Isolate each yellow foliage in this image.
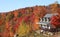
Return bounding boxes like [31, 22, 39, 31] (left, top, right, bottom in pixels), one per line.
[17, 22, 30, 36]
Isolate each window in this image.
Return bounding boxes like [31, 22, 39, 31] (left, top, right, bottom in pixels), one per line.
[48, 18, 50, 21]
[45, 17, 47, 21]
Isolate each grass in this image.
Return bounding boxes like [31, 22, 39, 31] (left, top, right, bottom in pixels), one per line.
[17, 31, 47, 37]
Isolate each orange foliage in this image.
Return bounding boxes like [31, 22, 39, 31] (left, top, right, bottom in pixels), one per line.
[32, 15, 39, 31]
[13, 11, 18, 17]
[0, 3, 60, 37]
[0, 20, 2, 25]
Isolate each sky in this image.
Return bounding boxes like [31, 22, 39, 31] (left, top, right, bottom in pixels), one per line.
[0, 0, 60, 12]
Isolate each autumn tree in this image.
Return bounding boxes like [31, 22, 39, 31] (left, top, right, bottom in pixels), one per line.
[50, 15, 60, 28]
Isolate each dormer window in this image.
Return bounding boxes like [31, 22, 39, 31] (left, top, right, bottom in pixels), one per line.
[42, 18, 44, 22]
[48, 17, 50, 21]
[45, 17, 47, 22]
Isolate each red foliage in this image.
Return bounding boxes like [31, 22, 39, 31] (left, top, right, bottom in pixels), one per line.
[18, 17, 23, 23]
[0, 20, 2, 25]
[50, 15, 60, 28]
[13, 17, 23, 32]
[29, 13, 35, 21]
[23, 16, 30, 23]
[13, 24, 18, 32]
[20, 9, 25, 14]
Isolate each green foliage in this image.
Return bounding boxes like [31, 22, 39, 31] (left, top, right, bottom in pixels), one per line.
[18, 12, 22, 18]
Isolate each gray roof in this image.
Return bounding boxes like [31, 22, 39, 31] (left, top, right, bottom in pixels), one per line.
[44, 13, 58, 17]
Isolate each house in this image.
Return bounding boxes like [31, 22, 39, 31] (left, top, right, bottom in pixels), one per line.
[36, 13, 58, 30]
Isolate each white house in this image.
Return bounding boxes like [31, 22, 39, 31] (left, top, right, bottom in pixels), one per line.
[36, 13, 58, 30]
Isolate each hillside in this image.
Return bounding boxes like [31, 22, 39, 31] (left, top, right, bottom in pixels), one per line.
[0, 3, 60, 37]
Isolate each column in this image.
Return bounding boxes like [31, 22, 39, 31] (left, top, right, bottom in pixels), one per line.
[40, 18, 42, 22]
[47, 17, 49, 22]
[43, 18, 45, 22]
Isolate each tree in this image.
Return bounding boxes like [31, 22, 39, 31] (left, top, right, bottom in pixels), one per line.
[50, 15, 60, 28]
[17, 12, 22, 18]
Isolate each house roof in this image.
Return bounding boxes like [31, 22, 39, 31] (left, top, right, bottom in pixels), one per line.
[44, 13, 58, 18]
[36, 13, 58, 25]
